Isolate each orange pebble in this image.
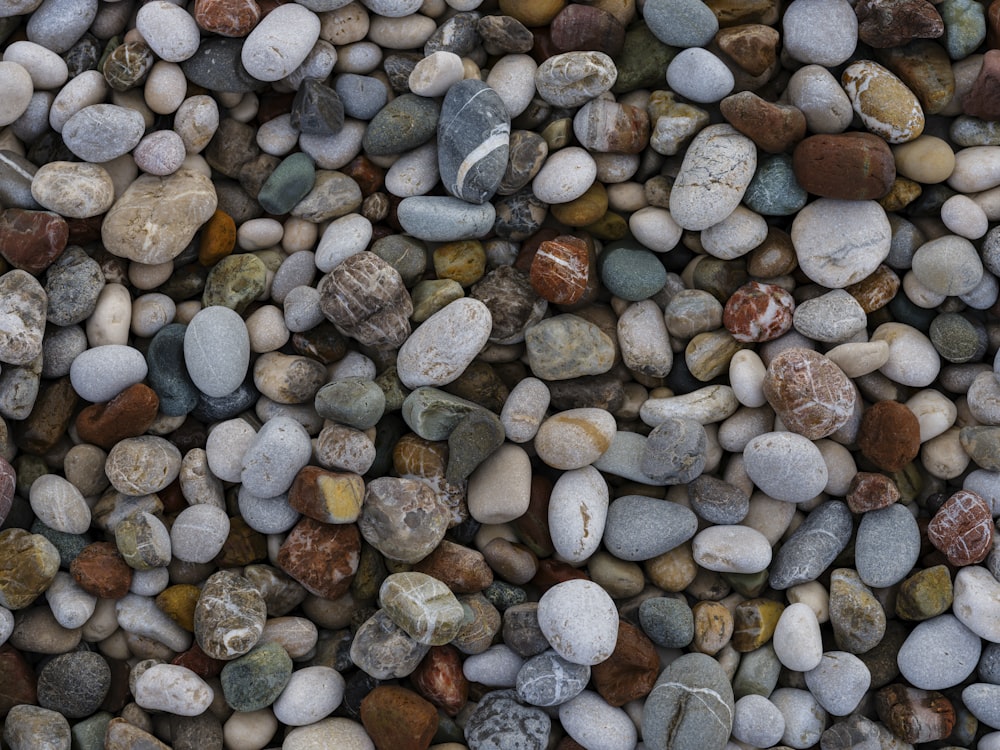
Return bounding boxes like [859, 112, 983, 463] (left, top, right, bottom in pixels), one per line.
[198, 209, 236, 266]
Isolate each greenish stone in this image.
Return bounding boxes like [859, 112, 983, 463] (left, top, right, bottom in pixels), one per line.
[722, 570, 769, 598]
[156, 264, 207, 302]
[940, 0, 986, 60]
[482, 581, 526, 612]
[433, 712, 465, 744]
[411, 279, 465, 322]
[71, 711, 114, 750]
[379, 572, 465, 646]
[524, 315, 616, 381]
[351, 541, 389, 603]
[202, 253, 267, 314]
[612, 23, 678, 94]
[371, 234, 427, 287]
[374, 367, 410, 414]
[889, 463, 924, 505]
[257, 152, 316, 215]
[742, 154, 807, 216]
[362, 94, 440, 156]
[598, 242, 668, 301]
[29, 520, 89, 568]
[14, 454, 47, 497]
[690, 257, 749, 303]
[731, 642, 781, 700]
[896, 564, 953, 621]
[401, 387, 485, 441]
[220, 641, 293, 712]
[446, 409, 505, 484]
[639, 597, 694, 649]
[0, 528, 60, 610]
[856, 619, 906, 689]
[314, 377, 386, 430]
[929, 313, 986, 364]
[960, 426, 1000, 471]
[829, 568, 886, 654]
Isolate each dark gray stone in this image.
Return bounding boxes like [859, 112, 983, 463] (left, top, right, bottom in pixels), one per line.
[769, 501, 853, 590]
[687, 475, 749, 524]
[291, 78, 344, 137]
[639, 596, 694, 648]
[362, 94, 439, 155]
[181, 38, 261, 93]
[465, 689, 551, 750]
[0, 150, 39, 210]
[44, 246, 103, 326]
[855, 503, 921, 588]
[516, 650, 590, 707]
[640, 416, 707, 484]
[425, 12, 481, 56]
[257, 152, 315, 216]
[191, 377, 260, 422]
[438, 79, 510, 205]
[37, 651, 111, 718]
[147, 324, 199, 417]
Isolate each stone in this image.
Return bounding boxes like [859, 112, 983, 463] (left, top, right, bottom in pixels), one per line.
[529, 235, 592, 306]
[856, 503, 921, 589]
[194, 571, 267, 661]
[792, 132, 895, 201]
[770, 503, 853, 590]
[559, 691, 637, 750]
[743, 431, 829, 503]
[241, 3, 319, 82]
[897, 614, 980, 690]
[830, 568, 887, 654]
[524, 315, 615, 381]
[762, 348, 856, 440]
[219, 641, 292, 712]
[364, 94, 440, 156]
[537, 580, 618, 666]
[193, 0, 261, 37]
[643, 0, 718, 47]
[590, 620, 659, 707]
[875, 683, 956, 743]
[37, 651, 110, 718]
[361, 686, 438, 750]
[350, 609, 430, 680]
[928, 489, 994, 566]
[602, 494, 698, 561]
[62, 104, 145, 162]
[792, 198, 892, 288]
[359, 477, 449, 564]
[75, 383, 159, 451]
[276, 518, 360, 600]
[318, 252, 412, 349]
[464, 689, 550, 750]
[102, 169, 218, 265]
[438, 79, 510, 205]
[379, 572, 464, 647]
[114, 511, 171, 570]
[856, 0, 944, 48]
[912, 234, 984, 296]
[0, 528, 59, 609]
[0, 270, 46, 367]
[3, 705, 70, 750]
[721, 92, 806, 154]
[640, 417, 707, 484]
[516, 649, 590, 706]
[642, 653, 734, 750]
[598, 242, 668, 301]
[722, 281, 794, 344]
[783, 0, 858, 66]
[534, 51, 617, 108]
[134, 664, 214, 717]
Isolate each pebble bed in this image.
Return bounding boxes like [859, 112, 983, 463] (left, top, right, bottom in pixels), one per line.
[7, 0, 1000, 748]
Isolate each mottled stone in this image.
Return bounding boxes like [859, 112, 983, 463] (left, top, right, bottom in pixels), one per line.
[37, 651, 110, 718]
[276, 518, 360, 600]
[0, 270, 46, 366]
[830, 568, 887, 654]
[723, 281, 794, 343]
[642, 653, 734, 750]
[193, 570, 267, 661]
[858, 400, 921, 472]
[0, 209, 67, 275]
[379, 572, 464, 646]
[856, 0, 944, 47]
[875, 683, 956, 743]
[464, 689, 551, 750]
[358, 477, 449, 564]
[0, 528, 59, 610]
[219, 641, 292, 712]
[928, 489, 993, 566]
[318, 252, 412, 349]
[762, 348, 856, 440]
[361, 685, 438, 750]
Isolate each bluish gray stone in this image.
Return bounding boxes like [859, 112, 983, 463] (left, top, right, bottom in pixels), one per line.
[643, 652, 734, 750]
[598, 242, 668, 301]
[335, 74, 389, 120]
[44, 247, 103, 326]
[362, 93, 440, 155]
[769, 501, 853, 590]
[0, 150, 40, 210]
[37, 651, 110, 718]
[147, 324, 199, 417]
[639, 596, 694, 648]
[257, 152, 315, 215]
[240, 416, 312, 497]
[184, 305, 250, 398]
[291, 78, 344, 136]
[192, 376, 258, 422]
[640, 416, 707, 484]
[465, 689, 551, 750]
[803, 652, 871, 717]
[979, 642, 1000, 684]
[69, 344, 148, 403]
[62, 104, 145, 163]
[742, 153, 808, 216]
[642, 0, 719, 48]
[897, 614, 981, 690]
[314, 377, 386, 430]
[855, 503, 920, 588]
[687, 475, 749, 524]
[438, 78, 510, 205]
[962, 682, 1000, 729]
[238, 487, 300, 535]
[397, 196, 496, 242]
[602, 494, 699, 561]
[26, 0, 97, 53]
[516, 650, 590, 707]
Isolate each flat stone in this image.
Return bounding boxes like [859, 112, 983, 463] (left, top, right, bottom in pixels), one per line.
[770, 502, 853, 590]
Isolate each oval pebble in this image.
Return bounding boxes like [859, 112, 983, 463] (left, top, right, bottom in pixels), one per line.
[743, 431, 828, 503]
[537, 580, 618, 666]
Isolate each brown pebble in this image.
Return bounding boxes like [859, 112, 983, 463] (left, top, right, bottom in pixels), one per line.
[722, 281, 795, 343]
[720, 92, 806, 154]
[716, 24, 779, 77]
[875, 40, 955, 116]
[762, 348, 856, 440]
[74, 383, 160, 450]
[747, 227, 797, 277]
[855, 0, 944, 48]
[412, 540, 494, 594]
[590, 621, 659, 707]
[531, 558, 589, 592]
[964, 49, 1000, 121]
[193, 0, 261, 37]
[0, 209, 68, 275]
[792, 132, 896, 200]
[876, 683, 956, 744]
[691, 600, 734, 655]
[530, 235, 594, 306]
[705, 0, 779, 26]
[846, 472, 901, 513]
[550, 4, 625, 56]
[287, 466, 365, 525]
[481, 538, 538, 586]
[410, 645, 469, 717]
[511, 475, 556, 558]
[14, 377, 78, 456]
[0, 644, 37, 717]
[171, 644, 225, 679]
[215, 516, 268, 567]
[858, 400, 921, 473]
[361, 685, 439, 750]
[732, 598, 784, 652]
[70, 542, 133, 599]
[276, 518, 360, 600]
[927, 489, 993, 567]
[845, 264, 901, 313]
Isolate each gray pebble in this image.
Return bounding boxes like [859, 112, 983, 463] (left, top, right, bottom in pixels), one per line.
[41, 324, 87, 379]
[240, 416, 312, 498]
[769, 501, 853, 590]
[335, 74, 389, 120]
[68, 344, 148, 403]
[639, 596, 693, 649]
[897, 614, 981, 690]
[792, 289, 868, 343]
[854, 503, 920, 588]
[515, 650, 590, 707]
[640, 416, 707, 484]
[603, 494, 698, 561]
[803, 651, 870, 716]
[465, 689, 551, 750]
[61, 104, 145, 163]
[963, 683, 1000, 729]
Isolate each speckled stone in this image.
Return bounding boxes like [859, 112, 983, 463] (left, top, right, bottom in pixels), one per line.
[770, 502, 853, 590]
[193, 570, 267, 661]
[219, 641, 293, 712]
[276, 517, 360, 600]
[37, 651, 110, 718]
[358, 477, 450, 564]
[598, 242, 667, 301]
[762, 348, 856, 440]
[465, 689, 551, 750]
[855, 503, 921, 588]
[830, 568, 887, 654]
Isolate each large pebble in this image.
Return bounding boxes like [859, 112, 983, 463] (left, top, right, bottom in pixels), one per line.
[61, 104, 145, 163]
[537, 580, 618, 666]
[559, 691, 636, 750]
[184, 306, 250, 398]
[134, 664, 214, 717]
[69, 344, 147, 403]
[783, 0, 857, 66]
[135, 1, 200, 62]
[642, 653, 734, 750]
[769, 502, 853, 590]
[692, 525, 772, 574]
[30, 161, 114, 218]
[855, 503, 920, 588]
[548, 466, 609, 564]
[0, 270, 46, 366]
[602, 494, 698, 561]
[534, 407, 616, 470]
[242, 4, 320, 82]
[791, 199, 891, 287]
[396, 298, 492, 389]
[953, 565, 1000, 642]
[438, 79, 510, 205]
[241, 416, 312, 498]
[773, 602, 823, 672]
[897, 614, 981, 690]
[743, 431, 828, 503]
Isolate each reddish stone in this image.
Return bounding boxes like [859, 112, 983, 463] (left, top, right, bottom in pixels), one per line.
[74, 383, 160, 449]
[530, 558, 590, 592]
[876, 684, 955, 744]
[193, 0, 261, 36]
[342, 155, 385, 196]
[172, 643, 225, 679]
[158, 478, 187, 514]
[65, 215, 104, 245]
[393, 434, 449, 478]
[360, 685, 438, 750]
[762, 348, 857, 440]
[964, 49, 1000, 121]
[927, 489, 993, 567]
[858, 401, 921, 473]
[0, 644, 37, 717]
[511, 474, 555, 558]
[792, 132, 896, 200]
[845, 264, 901, 313]
[70, 541, 133, 599]
[550, 4, 625, 56]
[716, 24, 780, 77]
[0, 457, 13, 527]
[0, 208, 68, 275]
[720, 92, 806, 154]
[514, 228, 561, 274]
[846, 472, 901, 514]
[591, 621, 660, 706]
[530, 235, 593, 306]
[288, 465, 365, 525]
[705, 0, 779, 27]
[412, 540, 494, 594]
[722, 281, 795, 343]
[276, 518, 360, 599]
[410, 645, 469, 716]
[856, 0, 944, 48]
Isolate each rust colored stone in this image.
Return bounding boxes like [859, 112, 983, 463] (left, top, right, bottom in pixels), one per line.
[858, 401, 921, 473]
[705, 0, 778, 26]
[360, 685, 439, 750]
[410, 645, 469, 716]
[515, 227, 561, 274]
[792, 132, 896, 200]
[927, 489, 993, 567]
[964, 49, 1000, 121]
[550, 3, 625, 56]
[530, 235, 593, 306]
[74, 383, 160, 450]
[412, 540, 494, 594]
[762, 348, 857, 440]
[573, 99, 649, 154]
[70, 541, 133, 599]
[855, 0, 944, 48]
[276, 518, 360, 600]
[393, 434, 449, 478]
[511, 474, 555, 558]
[846, 472, 901, 513]
[14, 376, 78, 455]
[991, 0, 1000, 49]
[341, 155, 385, 196]
[876, 684, 955, 744]
[746, 226, 797, 278]
[0, 208, 68, 275]
[720, 92, 806, 154]
[845, 264, 900, 313]
[171, 643, 225, 679]
[193, 0, 261, 36]
[716, 24, 779, 78]
[722, 281, 795, 343]
[288, 465, 365, 525]
[591, 621, 659, 706]
[0, 644, 37, 718]
[530, 558, 589, 592]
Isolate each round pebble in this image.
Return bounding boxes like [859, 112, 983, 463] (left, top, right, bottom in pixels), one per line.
[537, 580, 618, 666]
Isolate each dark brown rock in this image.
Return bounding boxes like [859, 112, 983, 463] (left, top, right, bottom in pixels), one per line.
[0, 209, 68, 275]
[412, 540, 493, 594]
[74, 383, 160, 450]
[855, 0, 944, 48]
[70, 542, 133, 599]
[550, 4, 625, 56]
[530, 235, 593, 306]
[0, 644, 37, 718]
[927, 489, 993, 567]
[14, 376, 78, 455]
[964, 49, 1000, 121]
[720, 92, 806, 154]
[792, 132, 896, 200]
[276, 518, 360, 600]
[591, 621, 659, 707]
[876, 684, 955, 744]
[705, 0, 779, 26]
[846, 472, 901, 513]
[410, 645, 468, 716]
[470, 264, 547, 344]
[318, 252, 412, 349]
[716, 24, 780, 77]
[360, 685, 438, 750]
[194, 0, 261, 36]
[857, 400, 921, 472]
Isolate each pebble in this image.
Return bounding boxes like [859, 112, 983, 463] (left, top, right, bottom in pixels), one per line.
[559, 690, 636, 750]
[782, 0, 858, 66]
[531, 146, 597, 204]
[465, 689, 550, 750]
[743, 431, 829, 503]
[897, 614, 981, 690]
[602, 494, 698, 561]
[770, 502, 853, 590]
[666, 48, 734, 104]
[792, 198, 892, 288]
[537, 580, 618, 666]
[692, 525, 772, 574]
[855, 503, 921, 588]
[134, 664, 214, 717]
[642, 653, 735, 750]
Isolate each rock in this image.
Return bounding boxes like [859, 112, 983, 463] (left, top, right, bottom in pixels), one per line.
[318, 252, 412, 349]
[3, 705, 70, 750]
[219, 641, 292, 712]
[928, 489, 994, 566]
[361, 685, 438, 750]
[856, 503, 921, 588]
[783, 0, 858, 66]
[559, 691, 637, 750]
[465, 689, 550, 750]
[856, 0, 944, 48]
[397, 299, 492, 389]
[379, 572, 465, 647]
[524, 315, 615, 381]
[642, 653, 734, 750]
[793, 132, 895, 200]
[134, 664, 214, 717]
[241, 3, 319, 82]
[30, 162, 114, 219]
[534, 51, 617, 107]
[359, 477, 449, 564]
[897, 614, 980, 690]
[792, 198, 891, 288]
[537, 580, 618, 666]
[743, 431, 829, 503]
[193, 570, 267, 660]
[364, 94, 440, 156]
[858, 400, 921, 472]
[911, 234, 984, 296]
[770, 502, 853, 590]
[875, 683, 956, 743]
[350, 609, 430, 680]
[516, 649, 590, 706]
[830, 568, 887, 654]
[276, 518, 359, 600]
[0, 270, 46, 367]
[62, 104, 145, 163]
[438, 79, 510, 204]
[36, 651, 110, 718]
[773, 602, 823, 672]
[602, 494, 698, 561]
[0, 528, 60, 609]
[721, 92, 806, 154]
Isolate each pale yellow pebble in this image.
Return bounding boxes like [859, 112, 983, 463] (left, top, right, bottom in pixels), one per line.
[786, 581, 830, 624]
[892, 135, 955, 184]
[824, 340, 890, 377]
[921, 427, 970, 480]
